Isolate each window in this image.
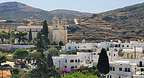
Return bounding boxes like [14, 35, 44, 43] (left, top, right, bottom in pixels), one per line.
[110, 75, 112, 78]
[65, 59, 67, 63]
[115, 44, 118, 47]
[78, 59, 80, 62]
[70, 60, 74, 63]
[113, 67, 115, 71]
[75, 60, 77, 62]
[114, 54, 116, 56]
[127, 68, 131, 72]
[68, 47, 71, 50]
[64, 66, 67, 68]
[139, 61, 143, 67]
[107, 75, 111, 78]
[119, 76, 121, 78]
[110, 67, 115, 71]
[122, 45, 124, 47]
[71, 66, 74, 69]
[125, 68, 127, 72]
[119, 68, 122, 71]
[118, 44, 120, 47]
[125, 68, 130, 72]
[110, 66, 112, 71]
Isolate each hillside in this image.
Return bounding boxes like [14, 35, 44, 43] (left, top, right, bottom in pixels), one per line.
[100, 2, 144, 39]
[0, 2, 53, 20]
[0, 2, 92, 21]
[68, 2, 144, 42]
[50, 9, 92, 19]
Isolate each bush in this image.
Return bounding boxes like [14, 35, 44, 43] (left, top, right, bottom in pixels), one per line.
[63, 72, 98, 78]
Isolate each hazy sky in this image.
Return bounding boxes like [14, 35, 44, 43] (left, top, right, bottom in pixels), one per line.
[0, 0, 144, 13]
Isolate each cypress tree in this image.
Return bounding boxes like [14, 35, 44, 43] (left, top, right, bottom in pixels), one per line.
[59, 41, 64, 46]
[36, 32, 45, 52]
[42, 20, 48, 37]
[30, 22, 61, 77]
[41, 20, 49, 49]
[97, 48, 110, 78]
[29, 29, 32, 42]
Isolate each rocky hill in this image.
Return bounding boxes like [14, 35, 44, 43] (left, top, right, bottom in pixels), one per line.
[68, 2, 144, 42]
[50, 9, 92, 19]
[68, 15, 113, 42]
[100, 2, 144, 40]
[0, 2, 92, 21]
[0, 2, 53, 20]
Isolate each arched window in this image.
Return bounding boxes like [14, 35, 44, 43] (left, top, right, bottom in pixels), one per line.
[140, 61, 143, 67]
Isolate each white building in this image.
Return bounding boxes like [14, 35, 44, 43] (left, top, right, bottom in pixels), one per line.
[108, 59, 144, 78]
[61, 40, 79, 52]
[52, 52, 97, 72]
[62, 40, 97, 52]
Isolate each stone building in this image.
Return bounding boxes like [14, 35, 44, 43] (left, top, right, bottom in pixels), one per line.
[48, 17, 68, 44]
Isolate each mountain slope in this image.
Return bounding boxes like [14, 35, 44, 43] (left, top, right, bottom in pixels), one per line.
[0, 2, 92, 21]
[100, 2, 144, 39]
[50, 9, 92, 19]
[0, 2, 53, 20]
[68, 2, 144, 42]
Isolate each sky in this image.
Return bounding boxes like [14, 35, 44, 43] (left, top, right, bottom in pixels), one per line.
[0, 0, 144, 13]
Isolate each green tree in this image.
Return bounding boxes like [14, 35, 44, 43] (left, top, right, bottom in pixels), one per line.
[13, 49, 29, 60]
[15, 32, 28, 44]
[63, 72, 98, 78]
[35, 32, 45, 51]
[10, 31, 16, 44]
[29, 20, 61, 77]
[59, 41, 64, 49]
[41, 20, 49, 48]
[28, 29, 33, 42]
[30, 30, 61, 78]
[51, 41, 57, 45]
[29, 51, 61, 78]
[48, 48, 59, 56]
[0, 31, 10, 43]
[42, 20, 48, 36]
[97, 48, 110, 78]
[0, 52, 6, 66]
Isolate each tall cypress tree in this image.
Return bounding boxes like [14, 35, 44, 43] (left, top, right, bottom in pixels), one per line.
[36, 32, 45, 52]
[29, 20, 61, 78]
[42, 20, 48, 37]
[97, 48, 110, 78]
[41, 20, 49, 49]
[29, 29, 32, 42]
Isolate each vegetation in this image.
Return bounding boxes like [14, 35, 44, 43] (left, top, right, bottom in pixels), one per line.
[59, 41, 64, 49]
[28, 29, 33, 42]
[15, 31, 28, 44]
[0, 31, 10, 44]
[48, 48, 60, 56]
[0, 52, 6, 66]
[13, 49, 29, 60]
[41, 20, 49, 48]
[97, 48, 110, 78]
[28, 20, 61, 78]
[63, 72, 98, 78]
